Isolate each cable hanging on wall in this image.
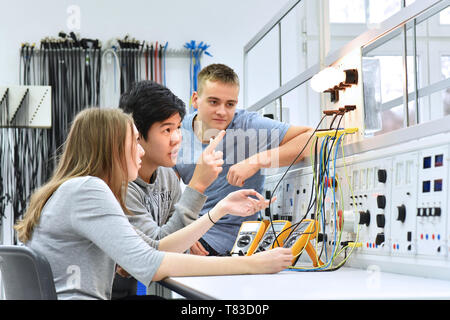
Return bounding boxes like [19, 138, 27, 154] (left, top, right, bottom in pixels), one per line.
[2, 33, 212, 235]
[184, 40, 212, 113]
[100, 35, 212, 108]
[0, 32, 103, 235]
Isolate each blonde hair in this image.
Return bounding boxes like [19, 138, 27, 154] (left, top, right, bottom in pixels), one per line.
[15, 108, 135, 243]
[197, 63, 240, 95]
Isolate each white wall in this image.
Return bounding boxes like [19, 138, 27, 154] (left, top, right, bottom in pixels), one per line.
[0, 0, 292, 106]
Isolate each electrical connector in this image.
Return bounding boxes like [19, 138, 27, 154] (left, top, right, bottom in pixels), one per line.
[315, 127, 358, 138]
[344, 105, 356, 112]
[348, 242, 363, 248]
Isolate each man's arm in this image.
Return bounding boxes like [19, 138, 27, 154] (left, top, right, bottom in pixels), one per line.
[226, 126, 314, 187]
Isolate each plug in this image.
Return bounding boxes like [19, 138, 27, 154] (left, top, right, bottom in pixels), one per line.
[344, 105, 356, 112]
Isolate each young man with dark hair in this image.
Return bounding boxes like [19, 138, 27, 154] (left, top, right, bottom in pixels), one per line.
[112, 80, 224, 298]
[174, 63, 314, 256]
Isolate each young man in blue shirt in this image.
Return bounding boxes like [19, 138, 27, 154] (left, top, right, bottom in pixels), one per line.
[174, 64, 314, 256]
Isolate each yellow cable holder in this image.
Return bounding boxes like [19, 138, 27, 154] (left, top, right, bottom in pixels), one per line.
[315, 127, 358, 139]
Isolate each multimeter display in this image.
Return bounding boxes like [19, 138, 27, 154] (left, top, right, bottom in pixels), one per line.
[256, 220, 291, 252]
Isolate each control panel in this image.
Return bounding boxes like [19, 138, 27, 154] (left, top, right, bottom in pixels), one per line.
[262, 131, 450, 280]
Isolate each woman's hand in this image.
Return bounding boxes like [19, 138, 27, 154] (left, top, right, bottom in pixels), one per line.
[249, 247, 293, 274]
[215, 189, 276, 217]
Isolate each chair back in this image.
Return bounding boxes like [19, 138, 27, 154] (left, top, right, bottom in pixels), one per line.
[0, 245, 57, 300]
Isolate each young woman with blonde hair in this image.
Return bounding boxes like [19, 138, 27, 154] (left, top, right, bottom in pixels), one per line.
[14, 107, 292, 300]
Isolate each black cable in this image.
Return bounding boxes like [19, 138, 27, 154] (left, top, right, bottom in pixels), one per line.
[266, 115, 327, 248]
[271, 114, 346, 269]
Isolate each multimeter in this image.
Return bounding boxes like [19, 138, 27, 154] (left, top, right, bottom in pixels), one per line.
[283, 219, 324, 267]
[255, 220, 292, 253]
[231, 221, 267, 256]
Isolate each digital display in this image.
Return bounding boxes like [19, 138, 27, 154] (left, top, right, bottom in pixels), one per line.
[292, 221, 309, 233]
[435, 154, 444, 167]
[272, 223, 286, 233]
[423, 156, 432, 169]
[422, 180, 431, 193]
[240, 222, 261, 232]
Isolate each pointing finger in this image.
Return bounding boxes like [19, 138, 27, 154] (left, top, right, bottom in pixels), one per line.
[205, 130, 226, 153]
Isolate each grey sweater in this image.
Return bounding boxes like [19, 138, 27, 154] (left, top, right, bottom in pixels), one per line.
[126, 167, 207, 239]
[27, 176, 166, 300]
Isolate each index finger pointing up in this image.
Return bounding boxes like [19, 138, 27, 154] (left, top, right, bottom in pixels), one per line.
[205, 130, 226, 153]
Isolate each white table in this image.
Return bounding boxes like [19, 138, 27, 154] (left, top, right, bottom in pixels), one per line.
[160, 267, 450, 300]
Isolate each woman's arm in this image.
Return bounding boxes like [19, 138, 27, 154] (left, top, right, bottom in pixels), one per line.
[158, 189, 271, 253]
[152, 247, 293, 281]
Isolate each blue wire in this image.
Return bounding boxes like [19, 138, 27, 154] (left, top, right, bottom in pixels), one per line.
[288, 133, 346, 272]
[184, 40, 213, 114]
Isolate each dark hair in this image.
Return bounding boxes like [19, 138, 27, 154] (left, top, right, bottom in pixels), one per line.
[119, 81, 186, 140]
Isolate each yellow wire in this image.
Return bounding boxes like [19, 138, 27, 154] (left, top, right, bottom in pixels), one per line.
[288, 132, 363, 271]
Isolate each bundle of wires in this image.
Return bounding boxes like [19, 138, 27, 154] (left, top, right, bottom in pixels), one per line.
[184, 41, 212, 113]
[265, 112, 360, 272]
[3, 34, 103, 235]
[114, 36, 169, 94]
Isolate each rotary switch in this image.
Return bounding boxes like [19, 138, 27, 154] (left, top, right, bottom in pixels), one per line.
[377, 195, 386, 209]
[397, 204, 406, 223]
[377, 169, 387, 183]
[376, 214, 385, 228]
[359, 210, 370, 226]
[237, 235, 251, 247]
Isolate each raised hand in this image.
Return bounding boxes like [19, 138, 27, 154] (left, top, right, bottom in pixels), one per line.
[188, 130, 226, 193]
[217, 189, 276, 217]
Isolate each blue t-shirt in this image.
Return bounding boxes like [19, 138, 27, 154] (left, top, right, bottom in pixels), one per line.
[174, 109, 290, 254]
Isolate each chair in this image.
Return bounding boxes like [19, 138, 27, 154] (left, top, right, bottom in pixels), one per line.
[0, 245, 57, 300]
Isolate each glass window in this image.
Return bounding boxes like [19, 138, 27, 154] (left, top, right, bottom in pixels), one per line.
[329, 0, 365, 23]
[246, 27, 280, 107]
[329, 0, 410, 25]
[440, 7, 450, 25]
[367, 0, 401, 24]
[442, 56, 450, 79]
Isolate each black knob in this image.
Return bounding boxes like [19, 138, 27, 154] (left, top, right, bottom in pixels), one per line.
[359, 210, 370, 226]
[375, 233, 385, 246]
[434, 207, 441, 217]
[237, 235, 251, 247]
[397, 205, 406, 223]
[377, 195, 386, 209]
[378, 169, 387, 183]
[376, 214, 385, 228]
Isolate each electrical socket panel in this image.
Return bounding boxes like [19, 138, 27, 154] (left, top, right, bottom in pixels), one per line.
[262, 132, 450, 279]
[416, 145, 449, 258]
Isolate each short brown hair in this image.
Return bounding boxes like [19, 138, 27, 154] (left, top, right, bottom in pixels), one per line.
[197, 64, 240, 95]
